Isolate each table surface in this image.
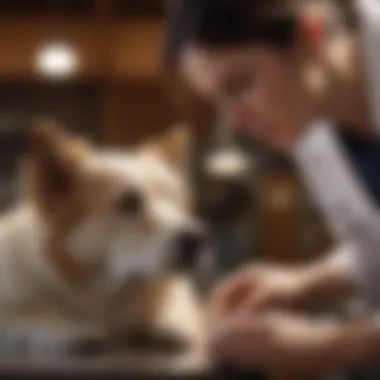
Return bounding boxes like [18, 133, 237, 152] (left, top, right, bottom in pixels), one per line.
[0, 350, 210, 377]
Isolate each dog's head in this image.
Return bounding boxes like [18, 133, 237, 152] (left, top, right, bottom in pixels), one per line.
[26, 120, 206, 296]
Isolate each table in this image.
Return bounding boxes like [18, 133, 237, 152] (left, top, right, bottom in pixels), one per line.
[0, 351, 267, 379]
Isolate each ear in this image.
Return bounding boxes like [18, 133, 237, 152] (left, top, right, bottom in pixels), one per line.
[150, 123, 193, 172]
[27, 118, 91, 210]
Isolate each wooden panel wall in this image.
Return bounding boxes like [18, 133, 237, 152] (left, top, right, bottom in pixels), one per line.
[0, 18, 164, 81]
[257, 172, 306, 263]
[0, 83, 101, 136]
[0, 12, 212, 146]
[256, 171, 333, 262]
[101, 81, 180, 146]
[0, 19, 101, 80]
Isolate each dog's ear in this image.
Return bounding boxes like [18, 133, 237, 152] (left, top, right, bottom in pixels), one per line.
[27, 118, 91, 211]
[150, 123, 193, 173]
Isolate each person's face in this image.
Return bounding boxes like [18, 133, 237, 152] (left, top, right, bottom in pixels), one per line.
[180, 34, 326, 151]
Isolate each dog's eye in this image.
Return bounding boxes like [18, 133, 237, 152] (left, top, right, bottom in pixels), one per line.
[115, 191, 143, 216]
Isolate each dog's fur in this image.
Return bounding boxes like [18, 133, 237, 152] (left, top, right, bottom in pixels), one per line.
[0, 120, 206, 356]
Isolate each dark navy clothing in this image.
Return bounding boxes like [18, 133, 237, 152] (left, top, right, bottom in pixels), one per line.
[337, 127, 380, 380]
[338, 127, 380, 206]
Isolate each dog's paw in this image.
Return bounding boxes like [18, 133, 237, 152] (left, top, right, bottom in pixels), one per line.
[0, 323, 105, 357]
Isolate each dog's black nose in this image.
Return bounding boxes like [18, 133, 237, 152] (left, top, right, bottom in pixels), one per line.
[174, 230, 206, 269]
[178, 231, 203, 254]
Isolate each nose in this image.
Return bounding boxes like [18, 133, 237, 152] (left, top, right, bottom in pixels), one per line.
[174, 230, 206, 270]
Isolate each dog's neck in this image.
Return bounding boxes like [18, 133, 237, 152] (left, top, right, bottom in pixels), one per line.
[0, 204, 48, 303]
[0, 203, 107, 319]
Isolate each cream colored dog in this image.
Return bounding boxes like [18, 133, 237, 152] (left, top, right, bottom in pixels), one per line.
[0, 120, 206, 356]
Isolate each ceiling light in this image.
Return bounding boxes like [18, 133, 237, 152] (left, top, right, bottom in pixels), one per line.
[35, 41, 79, 79]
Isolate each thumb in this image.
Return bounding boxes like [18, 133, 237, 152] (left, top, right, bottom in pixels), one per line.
[213, 279, 257, 316]
[244, 286, 296, 312]
[241, 288, 273, 312]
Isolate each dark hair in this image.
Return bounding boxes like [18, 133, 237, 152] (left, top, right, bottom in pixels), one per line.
[164, 0, 299, 65]
[164, 0, 358, 65]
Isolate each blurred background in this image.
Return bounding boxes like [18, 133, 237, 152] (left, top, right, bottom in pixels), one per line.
[0, 0, 332, 287]
[0, 1, 342, 377]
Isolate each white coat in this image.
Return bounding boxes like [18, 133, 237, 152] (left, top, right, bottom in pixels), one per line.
[293, 0, 380, 309]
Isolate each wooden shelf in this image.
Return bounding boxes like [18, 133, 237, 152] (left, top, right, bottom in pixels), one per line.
[0, 17, 165, 81]
[0, 0, 165, 18]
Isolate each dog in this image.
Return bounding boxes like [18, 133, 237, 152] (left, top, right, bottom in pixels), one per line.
[0, 119, 207, 356]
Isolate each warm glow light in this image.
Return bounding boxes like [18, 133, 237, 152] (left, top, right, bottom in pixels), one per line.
[35, 41, 79, 79]
[205, 148, 252, 179]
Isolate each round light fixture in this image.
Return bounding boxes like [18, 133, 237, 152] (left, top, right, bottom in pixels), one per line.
[35, 41, 79, 79]
[205, 146, 253, 179]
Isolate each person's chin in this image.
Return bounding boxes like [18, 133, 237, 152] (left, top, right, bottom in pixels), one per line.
[268, 137, 295, 152]
[269, 130, 304, 152]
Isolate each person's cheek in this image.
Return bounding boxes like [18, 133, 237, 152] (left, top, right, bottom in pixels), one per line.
[228, 102, 253, 132]
[236, 95, 271, 139]
[227, 100, 260, 137]
[275, 104, 308, 148]
[261, 88, 302, 148]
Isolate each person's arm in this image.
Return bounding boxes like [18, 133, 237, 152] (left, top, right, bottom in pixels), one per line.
[329, 315, 380, 369]
[294, 243, 361, 308]
[211, 242, 363, 315]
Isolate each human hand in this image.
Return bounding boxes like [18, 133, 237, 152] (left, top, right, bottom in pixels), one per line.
[211, 265, 305, 318]
[210, 311, 344, 377]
